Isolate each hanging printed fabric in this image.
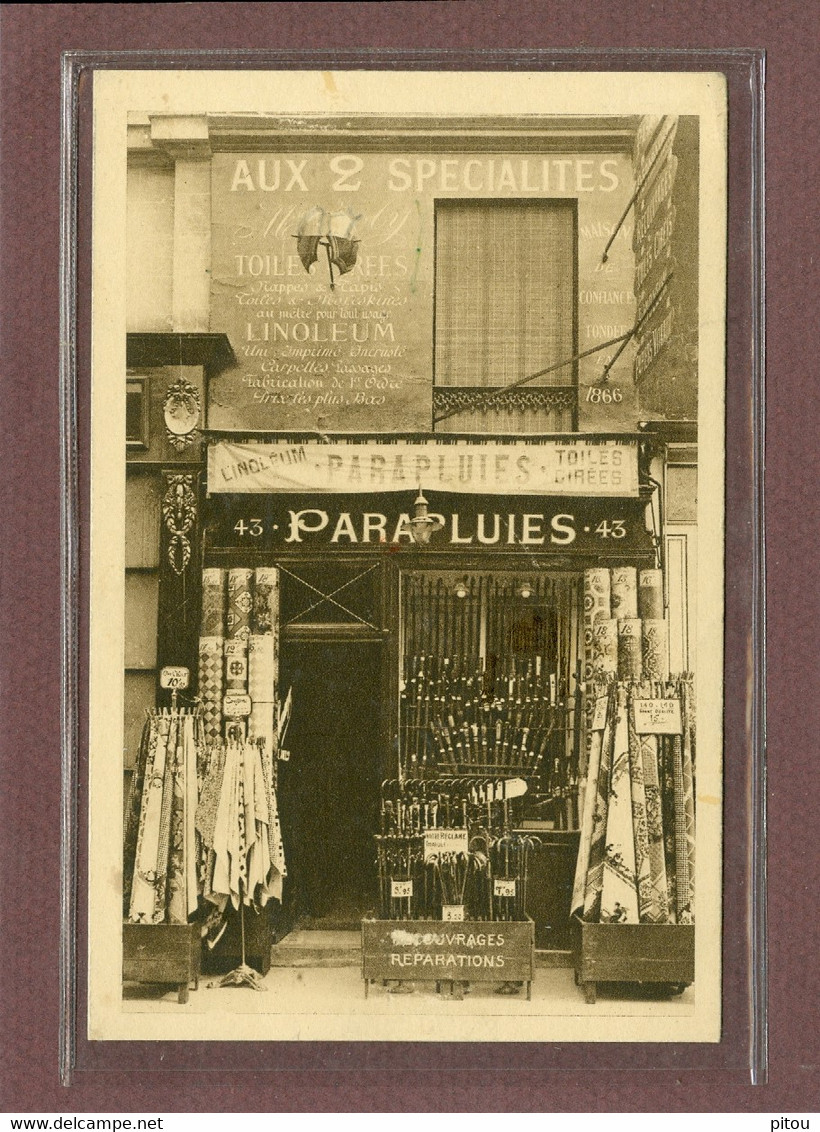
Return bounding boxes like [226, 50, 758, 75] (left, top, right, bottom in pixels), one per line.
[617, 617, 643, 681]
[600, 686, 640, 923]
[627, 692, 661, 922]
[638, 568, 664, 620]
[200, 737, 287, 911]
[680, 677, 696, 917]
[199, 568, 225, 744]
[128, 712, 173, 923]
[166, 711, 201, 922]
[660, 734, 679, 922]
[582, 686, 616, 921]
[638, 726, 670, 923]
[571, 683, 607, 917]
[248, 567, 279, 751]
[611, 566, 639, 619]
[126, 709, 205, 925]
[573, 672, 694, 927]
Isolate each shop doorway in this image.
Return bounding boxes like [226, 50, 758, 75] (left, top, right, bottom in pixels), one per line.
[278, 640, 384, 931]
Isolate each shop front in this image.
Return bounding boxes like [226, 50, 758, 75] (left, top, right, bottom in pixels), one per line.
[121, 110, 698, 1005]
[194, 435, 658, 958]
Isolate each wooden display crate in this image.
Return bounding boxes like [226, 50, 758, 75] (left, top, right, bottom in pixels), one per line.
[362, 917, 534, 999]
[123, 922, 201, 1004]
[572, 914, 694, 1004]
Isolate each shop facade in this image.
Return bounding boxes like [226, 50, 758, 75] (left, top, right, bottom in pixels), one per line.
[123, 110, 698, 998]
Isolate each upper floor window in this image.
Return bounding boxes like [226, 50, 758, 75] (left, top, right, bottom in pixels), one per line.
[434, 198, 577, 389]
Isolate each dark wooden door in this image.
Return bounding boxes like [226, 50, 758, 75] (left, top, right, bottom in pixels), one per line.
[278, 641, 384, 929]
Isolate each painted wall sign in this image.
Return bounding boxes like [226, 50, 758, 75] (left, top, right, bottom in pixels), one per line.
[208, 150, 639, 434]
[631, 116, 699, 419]
[207, 439, 639, 496]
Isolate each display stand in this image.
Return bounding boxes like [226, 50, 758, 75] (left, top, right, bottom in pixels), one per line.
[362, 917, 535, 999]
[208, 899, 268, 990]
[572, 914, 694, 1003]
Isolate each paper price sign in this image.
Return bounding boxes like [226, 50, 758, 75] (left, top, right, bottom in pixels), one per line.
[441, 905, 465, 922]
[493, 878, 517, 898]
[423, 829, 469, 861]
[591, 696, 609, 731]
[160, 666, 189, 690]
[391, 880, 413, 899]
[633, 698, 683, 734]
[223, 692, 252, 718]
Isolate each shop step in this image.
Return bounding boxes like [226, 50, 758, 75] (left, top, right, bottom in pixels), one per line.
[269, 930, 361, 968]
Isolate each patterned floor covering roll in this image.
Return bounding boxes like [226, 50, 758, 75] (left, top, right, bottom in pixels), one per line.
[248, 567, 280, 751]
[199, 568, 226, 745]
[618, 617, 643, 681]
[611, 566, 639, 619]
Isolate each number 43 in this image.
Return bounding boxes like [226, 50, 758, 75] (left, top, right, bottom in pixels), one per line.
[595, 520, 626, 538]
[234, 519, 263, 537]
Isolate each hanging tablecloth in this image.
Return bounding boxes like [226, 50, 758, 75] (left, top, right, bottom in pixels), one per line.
[125, 709, 202, 925]
[600, 686, 640, 923]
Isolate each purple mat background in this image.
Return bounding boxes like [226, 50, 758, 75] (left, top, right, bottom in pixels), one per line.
[0, 2, 815, 1113]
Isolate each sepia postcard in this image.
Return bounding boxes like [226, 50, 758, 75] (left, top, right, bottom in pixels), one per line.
[87, 67, 727, 1043]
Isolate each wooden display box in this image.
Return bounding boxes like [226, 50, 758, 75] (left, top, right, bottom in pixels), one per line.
[123, 922, 201, 1004]
[362, 917, 535, 999]
[572, 914, 694, 1004]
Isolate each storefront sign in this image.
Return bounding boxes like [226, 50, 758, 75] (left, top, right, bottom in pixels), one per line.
[206, 491, 653, 555]
[208, 439, 639, 497]
[632, 698, 682, 734]
[361, 918, 534, 984]
[208, 149, 638, 433]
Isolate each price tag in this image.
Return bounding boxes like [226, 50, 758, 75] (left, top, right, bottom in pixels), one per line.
[391, 879, 413, 899]
[591, 696, 609, 731]
[493, 878, 516, 898]
[160, 666, 189, 690]
[633, 698, 682, 735]
[223, 692, 252, 718]
[278, 749, 290, 762]
[441, 905, 465, 922]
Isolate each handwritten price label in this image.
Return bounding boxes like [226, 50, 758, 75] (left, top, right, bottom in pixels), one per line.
[223, 692, 252, 718]
[494, 879, 516, 898]
[633, 698, 682, 734]
[160, 666, 189, 690]
[391, 880, 413, 899]
[441, 905, 465, 922]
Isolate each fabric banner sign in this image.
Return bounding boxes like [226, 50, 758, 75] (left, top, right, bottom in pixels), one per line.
[208, 439, 639, 497]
